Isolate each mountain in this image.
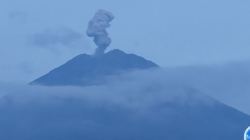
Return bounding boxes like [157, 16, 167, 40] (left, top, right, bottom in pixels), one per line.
[20, 49, 250, 140]
[30, 49, 159, 86]
[0, 84, 250, 140]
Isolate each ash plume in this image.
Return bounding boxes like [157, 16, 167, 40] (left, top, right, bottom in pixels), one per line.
[86, 9, 114, 56]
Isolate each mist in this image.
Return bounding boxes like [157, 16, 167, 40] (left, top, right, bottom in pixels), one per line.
[162, 61, 250, 115]
[1, 61, 250, 115]
[0, 69, 216, 140]
[0, 61, 250, 139]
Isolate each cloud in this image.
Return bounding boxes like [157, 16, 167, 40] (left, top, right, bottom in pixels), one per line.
[18, 61, 34, 74]
[163, 61, 250, 115]
[0, 69, 213, 110]
[0, 68, 220, 140]
[27, 28, 86, 50]
[8, 11, 28, 23]
[0, 63, 250, 139]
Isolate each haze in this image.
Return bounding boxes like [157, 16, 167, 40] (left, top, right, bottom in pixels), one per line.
[0, 0, 250, 82]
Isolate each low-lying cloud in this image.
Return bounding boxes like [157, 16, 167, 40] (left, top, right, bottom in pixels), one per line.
[0, 68, 219, 140]
[0, 69, 213, 111]
[0, 62, 250, 140]
[162, 61, 250, 115]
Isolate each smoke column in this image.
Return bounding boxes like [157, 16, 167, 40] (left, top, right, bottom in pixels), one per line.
[86, 9, 114, 56]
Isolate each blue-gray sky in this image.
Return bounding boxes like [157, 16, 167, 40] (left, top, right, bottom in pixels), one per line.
[0, 0, 250, 82]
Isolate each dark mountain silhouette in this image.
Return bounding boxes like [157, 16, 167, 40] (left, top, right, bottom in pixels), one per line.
[30, 49, 159, 86]
[19, 49, 250, 140]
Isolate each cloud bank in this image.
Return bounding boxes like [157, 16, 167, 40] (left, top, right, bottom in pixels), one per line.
[0, 68, 219, 140]
[162, 61, 250, 115]
[0, 62, 250, 139]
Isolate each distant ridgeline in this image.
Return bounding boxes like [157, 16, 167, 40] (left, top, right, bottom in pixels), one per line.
[29, 49, 159, 86]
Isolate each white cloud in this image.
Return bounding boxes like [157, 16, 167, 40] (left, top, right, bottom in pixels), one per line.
[0, 69, 214, 111]
[0, 65, 249, 139]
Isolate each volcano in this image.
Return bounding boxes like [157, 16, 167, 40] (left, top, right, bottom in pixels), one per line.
[22, 49, 250, 140]
[30, 49, 159, 86]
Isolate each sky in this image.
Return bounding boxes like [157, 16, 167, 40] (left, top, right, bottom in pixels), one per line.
[0, 0, 250, 82]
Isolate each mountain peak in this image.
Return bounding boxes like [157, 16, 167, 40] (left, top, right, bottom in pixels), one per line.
[30, 49, 159, 86]
[105, 49, 126, 55]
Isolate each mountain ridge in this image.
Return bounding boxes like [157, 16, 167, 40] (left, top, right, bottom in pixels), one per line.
[25, 49, 250, 140]
[30, 49, 159, 86]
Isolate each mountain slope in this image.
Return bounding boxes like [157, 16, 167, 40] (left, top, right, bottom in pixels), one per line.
[22, 49, 250, 140]
[0, 84, 249, 140]
[30, 49, 159, 86]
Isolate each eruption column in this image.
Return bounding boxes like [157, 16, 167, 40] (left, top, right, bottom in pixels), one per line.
[86, 9, 114, 56]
